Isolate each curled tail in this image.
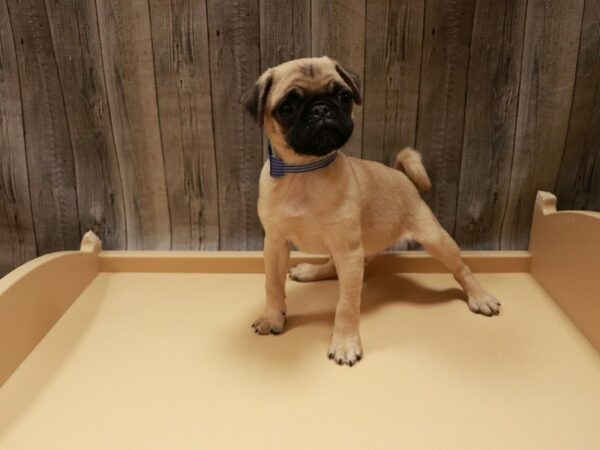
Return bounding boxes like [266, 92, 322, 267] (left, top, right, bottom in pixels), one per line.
[394, 147, 432, 192]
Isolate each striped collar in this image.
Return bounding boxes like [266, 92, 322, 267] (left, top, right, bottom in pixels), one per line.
[268, 143, 337, 178]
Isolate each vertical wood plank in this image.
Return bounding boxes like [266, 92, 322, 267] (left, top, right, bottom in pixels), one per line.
[454, 0, 527, 250]
[555, 0, 600, 213]
[0, 0, 36, 276]
[501, 0, 584, 249]
[260, 0, 311, 70]
[96, 0, 171, 249]
[44, 0, 127, 249]
[415, 0, 475, 236]
[362, 0, 424, 166]
[206, 0, 262, 250]
[312, 0, 365, 158]
[6, 0, 81, 255]
[148, 0, 219, 250]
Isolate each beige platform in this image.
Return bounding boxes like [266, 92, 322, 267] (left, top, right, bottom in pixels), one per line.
[1, 191, 599, 450]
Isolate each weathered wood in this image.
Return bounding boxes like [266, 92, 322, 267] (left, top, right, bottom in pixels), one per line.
[44, 0, 126, 250]
[206, 0, 263, 250]
[362, 0, 424, 166]
[555, 0, 600, 213]
[362, 0, 424, 251]
[3, 1, 600, 276]
[96, 0, 171, 249]
[312, 0, 365, 158]
[148, 0, 219, 250]
[415, 0, 475, 238]
[6, 0, 80, 255]
[454, 0, 527, 250]
[0, 0, 36, 276]
[260, 0, 311, 69]
[501, 0, 585, 249]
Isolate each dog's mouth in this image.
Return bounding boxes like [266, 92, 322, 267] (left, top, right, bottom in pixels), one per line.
[310, 127, 348, 153]
[289, 121, 353, 156]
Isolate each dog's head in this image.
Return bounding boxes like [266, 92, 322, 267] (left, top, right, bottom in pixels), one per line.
[241, 56, 362, 157]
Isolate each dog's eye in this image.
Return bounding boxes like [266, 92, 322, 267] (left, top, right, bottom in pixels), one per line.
[339, 91, 352, 104]
[279, 101, 295, 116]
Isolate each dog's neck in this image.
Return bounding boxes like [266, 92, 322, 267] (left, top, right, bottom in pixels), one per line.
[267, 142, 337, 178]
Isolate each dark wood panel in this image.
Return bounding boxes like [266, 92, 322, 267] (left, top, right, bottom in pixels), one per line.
[96, 0, 171, 249]
[454, 0, 527, 250]
[0, 0, 36, 276]
[148, 0, 219, 250]
[206, 0, 263, 249]
[415, 0, 475, 237]
[260, 0, 311, 69]
[45, 0, 126, 249]
[501, 0, 585, 249]
[6, 0, 81, 255]
[362, 0, 424, 166]
[312, 0, 365, 158]
[555, 0, 600, 213]
[2, 0, 600, 276]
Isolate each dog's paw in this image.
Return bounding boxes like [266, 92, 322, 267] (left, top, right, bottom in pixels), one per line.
[289, 263, 336, 282]
[328, 332, 363, 366]
[468, 294, 501, 316]
[252, 308, 286, 335]
[289, 263, 315, 282]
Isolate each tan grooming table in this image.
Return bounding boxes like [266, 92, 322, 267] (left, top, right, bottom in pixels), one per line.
[1, 191, 599, 449]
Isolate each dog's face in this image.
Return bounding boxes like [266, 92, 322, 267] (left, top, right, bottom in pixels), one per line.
[242, 56, 362, 157]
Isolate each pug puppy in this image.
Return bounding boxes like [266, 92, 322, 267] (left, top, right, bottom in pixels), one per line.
[242, 56, 500, 366]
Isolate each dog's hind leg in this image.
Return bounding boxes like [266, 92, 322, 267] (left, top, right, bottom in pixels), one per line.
[289, 259, 337, 282]
[409, 204, 501, 316]
[289, 256, 375, 282]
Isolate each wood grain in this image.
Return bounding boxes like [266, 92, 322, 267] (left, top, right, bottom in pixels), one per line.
[1, 1, 600, 276]
[501, 0, 585, 249]
[260, 0, 311, 69]
[362, 0, 424, 166]
[148, 0, 219, 250]
[415, 0, 475, 237]
[312, 0, 365, 158]
[454, 0, 527, 250]
[96, 0, 171, 249]
[0, 0, 36, 277]
[6, 0, 81, 255]
[45, 0, 126, 250]
[206, 0, 263, 250]
[555, 0, 600, 213]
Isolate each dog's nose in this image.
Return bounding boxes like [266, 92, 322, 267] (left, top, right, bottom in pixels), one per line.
[310, 103, 331, 119]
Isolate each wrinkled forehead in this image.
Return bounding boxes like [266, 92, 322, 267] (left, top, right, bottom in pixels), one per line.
[267, 59, 345, 108]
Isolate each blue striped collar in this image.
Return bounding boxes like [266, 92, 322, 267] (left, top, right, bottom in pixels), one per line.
[268, 143, 337, 178]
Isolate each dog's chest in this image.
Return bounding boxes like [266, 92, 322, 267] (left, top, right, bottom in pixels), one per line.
[281, 213, 330, 254]
[259, 180, 335, 253]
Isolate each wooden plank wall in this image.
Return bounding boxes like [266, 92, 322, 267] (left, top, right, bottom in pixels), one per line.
[1, 0, 599, 275]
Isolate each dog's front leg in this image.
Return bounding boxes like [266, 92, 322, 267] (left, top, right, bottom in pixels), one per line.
[328, 243, 365, 366]
[253, 235, 291, 335]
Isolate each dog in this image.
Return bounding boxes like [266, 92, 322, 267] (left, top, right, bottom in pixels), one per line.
[241, 56, 501, 366]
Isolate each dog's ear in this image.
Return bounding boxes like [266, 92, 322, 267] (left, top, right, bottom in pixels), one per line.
[240, 71, 273, 127]
[335, 63, 362, 105]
